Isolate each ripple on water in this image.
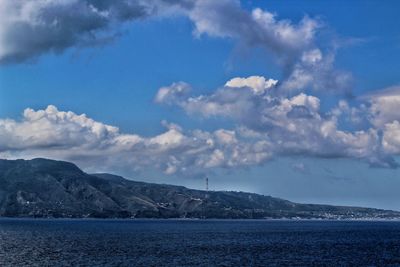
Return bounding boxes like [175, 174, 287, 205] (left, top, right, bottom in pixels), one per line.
[1, 219, 400, 266]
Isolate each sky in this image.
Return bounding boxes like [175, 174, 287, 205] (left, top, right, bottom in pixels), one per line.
[1, 0, 400, 210]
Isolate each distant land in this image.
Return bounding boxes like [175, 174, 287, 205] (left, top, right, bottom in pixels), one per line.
[0, 158, 399, 219]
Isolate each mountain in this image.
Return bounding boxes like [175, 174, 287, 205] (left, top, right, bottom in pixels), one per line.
[0, 158, 398, 219]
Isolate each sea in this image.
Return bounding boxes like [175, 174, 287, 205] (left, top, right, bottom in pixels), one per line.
[0, 219, 400, 266]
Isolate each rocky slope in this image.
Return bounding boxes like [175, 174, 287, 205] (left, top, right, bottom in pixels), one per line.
[0, 158, 398, 219]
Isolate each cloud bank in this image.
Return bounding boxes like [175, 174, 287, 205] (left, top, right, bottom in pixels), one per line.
[156, 77, 399, 168]
[0, 104, 272, 176]
[1, 78, 400, 176]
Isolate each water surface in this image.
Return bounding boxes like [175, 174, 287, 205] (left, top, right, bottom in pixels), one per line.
[1, 219, 400, 266]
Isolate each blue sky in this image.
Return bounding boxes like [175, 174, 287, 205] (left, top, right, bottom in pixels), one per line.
[1, 0, 400, 210]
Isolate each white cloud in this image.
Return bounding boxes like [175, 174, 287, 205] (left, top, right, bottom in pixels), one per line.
[364, 87, 400, 156]
[225, 76, 277, 94]
[185, 1, 350, 93]
[0, 105, 275, 175]
[383, 121, 400, 154]
[214, 129, 237, 145]
[0, 105, 120, 150]
[155, 77, 397, 167]
[188, 1, 319, 57]
[363, 86, 400, 128]
[154, 82, 191, 104]
[2, 78, 400, 177]
[280, 50, 352, 92]
[301, 49, 323, 64]
[288, 93, 320, 112]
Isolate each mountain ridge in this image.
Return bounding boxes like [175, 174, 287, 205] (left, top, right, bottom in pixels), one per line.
[0, 158, 398, 219]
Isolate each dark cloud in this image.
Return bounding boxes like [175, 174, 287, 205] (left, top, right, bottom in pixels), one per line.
[0, 0, 166, 64]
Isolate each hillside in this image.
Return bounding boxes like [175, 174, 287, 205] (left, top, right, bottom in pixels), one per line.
[0, 158, 398, 219]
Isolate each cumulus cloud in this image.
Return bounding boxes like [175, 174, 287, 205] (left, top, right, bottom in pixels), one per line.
[355, 86, 400, 159]
[156, 76, 398, 167]
[362, 86, 400, 128]
[279, 49, 352, 92]
[2, 78, 400, 176]
[0, 105, 273, 176]
[156, 76, 321, 125]
[225, 76, 278, 95]
[383, 121, 400, 154]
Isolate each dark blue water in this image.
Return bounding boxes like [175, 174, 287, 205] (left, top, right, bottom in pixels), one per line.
[1, 219, 400, 266]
